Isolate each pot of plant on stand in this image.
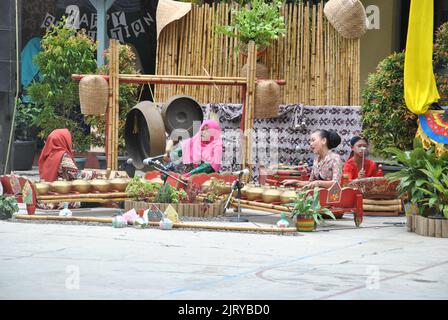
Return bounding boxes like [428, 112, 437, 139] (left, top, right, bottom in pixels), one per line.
[13, 101, 40, 171]
[216, 0, 286, 77]
[288, 187, 336, 232]
[0, 195, 19, 220]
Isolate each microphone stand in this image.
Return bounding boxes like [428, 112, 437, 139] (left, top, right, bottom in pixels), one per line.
[149, 160, 188, 186]
[224, 172, 249, 222]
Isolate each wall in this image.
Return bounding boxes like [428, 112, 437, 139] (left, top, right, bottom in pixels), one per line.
[360, 0, 401, 95]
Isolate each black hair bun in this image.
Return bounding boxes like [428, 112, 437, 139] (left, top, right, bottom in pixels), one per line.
[327, 130, 341, 149]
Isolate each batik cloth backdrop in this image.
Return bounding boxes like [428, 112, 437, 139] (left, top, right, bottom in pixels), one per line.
[158, 104, 362, 181]
[207, 104, 362, 181]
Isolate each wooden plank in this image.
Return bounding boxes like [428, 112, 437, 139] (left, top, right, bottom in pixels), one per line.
[428, 218, 436, 237]
[442, 219, 448, 238]
[435, 219, 443, 238]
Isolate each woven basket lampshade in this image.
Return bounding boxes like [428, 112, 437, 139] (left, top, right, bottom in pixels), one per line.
[241, 62, 269, 79]
[255, 80, 280, 119]
[324, 0, 368, 39]
[79, 75, 109, 115]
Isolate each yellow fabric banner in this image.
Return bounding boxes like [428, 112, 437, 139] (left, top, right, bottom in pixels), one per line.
[404, 0, 440, 115]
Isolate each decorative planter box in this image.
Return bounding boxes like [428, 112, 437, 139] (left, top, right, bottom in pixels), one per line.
[407, 215, 448, 238]
[124, 200, 226, 218]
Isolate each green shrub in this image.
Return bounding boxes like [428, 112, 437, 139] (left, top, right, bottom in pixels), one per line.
[434, 22, 448, 106]
[361, 52, 418, 155]
[28, 18, 97, 152]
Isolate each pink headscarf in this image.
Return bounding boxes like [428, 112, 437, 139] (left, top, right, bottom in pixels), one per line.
[182, 120, 223, 172]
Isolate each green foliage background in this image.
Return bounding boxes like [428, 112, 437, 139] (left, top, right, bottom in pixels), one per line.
[27, 18, 138, 153]
[362, 22, 448, 156]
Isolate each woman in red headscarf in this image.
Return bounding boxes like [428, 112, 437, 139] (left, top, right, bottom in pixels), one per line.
[38, 128, 97, 182]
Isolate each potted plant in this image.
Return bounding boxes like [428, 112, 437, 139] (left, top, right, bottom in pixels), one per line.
[385, 137, 448, 216]
[216, 0, 286, 55]
[13, 100, 40, 170]
[289, 187, 336, 232]
[416, 159, 448, 219]
[0, 195, 19, 220]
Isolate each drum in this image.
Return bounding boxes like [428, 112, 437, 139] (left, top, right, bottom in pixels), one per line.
[348, 177, 400, 199]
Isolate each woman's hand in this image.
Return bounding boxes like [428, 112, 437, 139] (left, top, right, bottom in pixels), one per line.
[281, 179, 299, 186]
[304, 180, 320, 189]
[180, 173, 190, 182]
[358, 169, 365, 179]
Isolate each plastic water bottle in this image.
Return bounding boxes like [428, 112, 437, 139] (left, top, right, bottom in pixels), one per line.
[59, 202, 72, 217]
[276, 213, 290, 228]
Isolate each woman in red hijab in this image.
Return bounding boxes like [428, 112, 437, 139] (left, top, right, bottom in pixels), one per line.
[38, 129, 96, 182]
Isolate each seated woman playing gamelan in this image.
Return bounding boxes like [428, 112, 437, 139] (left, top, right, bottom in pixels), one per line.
[282, 129, 343, 189]
[343, 135, 383, 182]
[38, 129, 99, 209]
[164, 120, 223, 180]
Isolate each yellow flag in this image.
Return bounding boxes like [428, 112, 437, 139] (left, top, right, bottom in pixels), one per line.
[404, 0, 440, 115]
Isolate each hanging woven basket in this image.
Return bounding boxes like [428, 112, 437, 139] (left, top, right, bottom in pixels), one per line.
[255, 80, 280, 119]
[79, 75, 109, 115]
[241, 62, 269, 79]
[324, 0, 368, 39]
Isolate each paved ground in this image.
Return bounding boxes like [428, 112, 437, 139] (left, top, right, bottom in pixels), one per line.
[1, 210, 447, 300]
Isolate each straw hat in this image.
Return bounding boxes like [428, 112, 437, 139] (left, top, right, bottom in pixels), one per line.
[157, 0, 192, 39]
[324, 0, 368, 39]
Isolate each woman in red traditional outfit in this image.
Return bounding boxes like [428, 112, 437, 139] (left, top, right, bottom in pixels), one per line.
[37, 129, 98, 209]
[38, 128, 97, 182]
[343, 136, 383, 182]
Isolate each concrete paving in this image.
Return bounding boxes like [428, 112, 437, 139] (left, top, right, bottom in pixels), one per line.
[1, 211, 447, 300]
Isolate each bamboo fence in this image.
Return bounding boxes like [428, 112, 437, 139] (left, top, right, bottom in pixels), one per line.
[154, 2, 360, 105]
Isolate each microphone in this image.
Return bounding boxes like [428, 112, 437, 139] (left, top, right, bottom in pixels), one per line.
[232, 168, 250, 176]
[142, 155, 165, 166]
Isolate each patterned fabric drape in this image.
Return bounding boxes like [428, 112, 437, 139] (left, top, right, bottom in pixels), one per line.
[157, 104, 362, 181]
[207, 104, 362, 181]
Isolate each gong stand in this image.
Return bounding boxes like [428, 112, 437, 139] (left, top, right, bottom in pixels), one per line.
[72, 40, 285, 179]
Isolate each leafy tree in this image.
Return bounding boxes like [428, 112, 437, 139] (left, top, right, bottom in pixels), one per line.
[361, 52, 418, 155]
[28, 19, 97, 152]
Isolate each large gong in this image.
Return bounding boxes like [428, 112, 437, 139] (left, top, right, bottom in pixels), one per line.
[125, 101, 166, 170]
[162, 95, 204, 136]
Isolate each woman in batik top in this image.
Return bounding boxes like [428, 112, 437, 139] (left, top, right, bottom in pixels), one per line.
[282, 129, 343, 189]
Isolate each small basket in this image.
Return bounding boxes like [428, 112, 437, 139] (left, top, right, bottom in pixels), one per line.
[255, 80, 280, 119]
[241, 62, 269, 79]
[324, 0, 367, 39]
[79, 75, 109, 115]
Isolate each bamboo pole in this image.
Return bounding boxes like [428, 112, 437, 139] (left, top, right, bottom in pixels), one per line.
[37, 192, 129, 200]
[13, 214, 296, 233]
[363, 204, 402, 212]
[244, 41, 257, 179]
[235, 199, 291, 212]
[363, 198, 402, 206]
[39, 198, 130, 204]
[113, 40, 119, 170]
[232, 202, 285, 215]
